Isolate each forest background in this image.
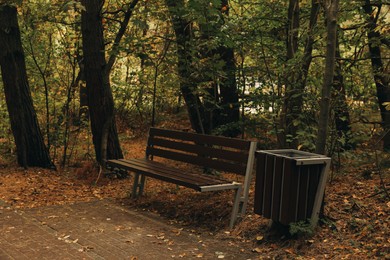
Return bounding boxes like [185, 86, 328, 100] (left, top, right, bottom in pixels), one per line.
[0, 0, 389, 168]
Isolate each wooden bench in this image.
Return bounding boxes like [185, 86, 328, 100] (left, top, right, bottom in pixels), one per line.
[106, 127, 257, 228]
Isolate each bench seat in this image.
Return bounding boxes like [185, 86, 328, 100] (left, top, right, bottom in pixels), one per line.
[107, 158, 240, 192]
[106, 127, 257, 228]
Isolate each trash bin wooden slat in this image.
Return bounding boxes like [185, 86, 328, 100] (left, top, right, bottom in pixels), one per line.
[271, 156, 284, 220]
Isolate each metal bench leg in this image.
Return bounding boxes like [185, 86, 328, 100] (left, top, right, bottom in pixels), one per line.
[240, 196, 248, 216]
[229, 186, 242, 229]
[132, 173, 140, 198]
[138, 174, 146, 196]
[132, 173, 146, 198]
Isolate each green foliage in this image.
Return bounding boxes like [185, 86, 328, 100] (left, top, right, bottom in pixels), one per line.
[0, 78, 14, 162]
[289, 220, 314, 237]
[0, 0, 22, 6]
[0, 0, 387, 164]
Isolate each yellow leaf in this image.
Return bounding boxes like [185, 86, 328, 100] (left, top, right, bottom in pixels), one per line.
[256, 236, 264, 241]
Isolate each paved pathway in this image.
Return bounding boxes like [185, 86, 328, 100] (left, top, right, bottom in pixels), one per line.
[0, 200, 255, 259]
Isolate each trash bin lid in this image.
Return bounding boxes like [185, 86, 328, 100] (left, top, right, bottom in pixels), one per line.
[256, 149, 330, 165]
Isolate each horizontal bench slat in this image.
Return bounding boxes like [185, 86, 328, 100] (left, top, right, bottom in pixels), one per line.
[149, 127, 251, 150]
[150, 137, 248, 163]
[147, 147, 247, 175]
[107, 160, 204, 190]
[107, 159, 233, 191]
[118, 159, 228, 185]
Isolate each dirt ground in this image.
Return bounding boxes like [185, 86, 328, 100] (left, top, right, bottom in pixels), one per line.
[0, 135, 389, 259]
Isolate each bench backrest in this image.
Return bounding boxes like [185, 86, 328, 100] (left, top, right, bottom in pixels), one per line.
[146, 127, 256, 176]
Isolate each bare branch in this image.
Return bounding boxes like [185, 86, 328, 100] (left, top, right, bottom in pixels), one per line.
[106, 0, 140, 73]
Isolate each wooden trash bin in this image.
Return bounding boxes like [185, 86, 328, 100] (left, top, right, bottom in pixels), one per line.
[254, 149, 331, 228]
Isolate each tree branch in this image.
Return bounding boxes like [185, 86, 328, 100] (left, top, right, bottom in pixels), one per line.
[106, 0, 139, 74]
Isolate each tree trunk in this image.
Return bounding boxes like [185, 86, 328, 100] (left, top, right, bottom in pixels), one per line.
[280, 0, 320, 148]
[166, 0, 240, 136]
[214, 44, 240, 137]
[165, 0, 206, 134]
[0, 4, 54, 169]
[362, 0, 390, 150]
[81, 0, 123, 163]
[279, 0, 299, 148]
[332, 33, 353, 150]
[210, 0, 240, 137]
[315, 0, 339, 155]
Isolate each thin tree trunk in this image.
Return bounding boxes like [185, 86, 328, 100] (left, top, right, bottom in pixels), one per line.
[333, 33, 353, 150]
[215, 44, 240, 137]
[81, 0, 123, 163]
[315, 0, 339, 155]
[106, 0, 139, 73]
[165, 0, 206, 134]
[62, 61, 83, 167]
[279, 0, 300, 148]
[166, 0, 239, 136]
[26, 33, 53, 150]
[298, 0, 320, 88]
[0, 4, 54, 169]
[362, 0, 390, 150]
[211, 0, 240, 137]
[280, 0, 320, 148]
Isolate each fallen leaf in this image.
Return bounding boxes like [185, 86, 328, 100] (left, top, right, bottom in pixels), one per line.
[256, 236, 264, 241]
[285, 248, 295, 254]
[252, 247, 261, 253]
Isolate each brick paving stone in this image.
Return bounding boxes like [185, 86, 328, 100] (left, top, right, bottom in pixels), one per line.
[0, 199, 255, 259]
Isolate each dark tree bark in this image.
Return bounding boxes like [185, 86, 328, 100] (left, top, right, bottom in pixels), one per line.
[204, 0, 240, 137]
[332, 33, 353, 150]
[363, 0, 390, 150]
[81, 0, 123, 163]
[214, 44, 240, 137]
[165, 0, 206, 134]
[166, 0, 240, 136]
[215, 0, 241, 137]
[0, 4, 54, 169]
